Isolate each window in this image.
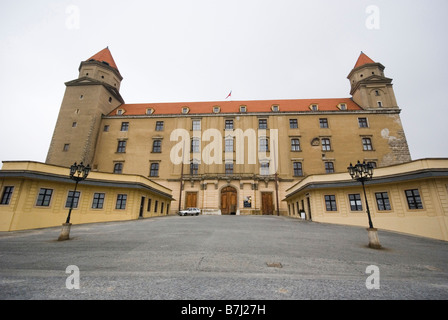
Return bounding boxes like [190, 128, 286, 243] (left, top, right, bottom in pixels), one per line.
[319, 118, 328, 128]
[405, 189, 423, 209]
[325, 162, 334, 173]
[213, 106, 220, 113]
[152, 140, 162, 153]
[191, 139, 200, 153]
[116, 194, 127, 209]
[117, 140, 126, 153]
[239, 106, 247, 112]
[147, 198, 152, 211]
[65, 191, 80, 209]
[358, 118, 369, 128]
[259, 138, 269, 152]
[116, 109, 123, 115]
[225, 138, 233, 152]
[190, 162, 199, 175]
[321, 138, 331, 151]
[367, 161, 377, 168]
[338, 103, 347, 110]
[259, 119, 267, 129]
[182, 107, 189, 114]
[154, 200, 159, 213]
[324, 195, 337, 211]
[225, 163, 233, 175]
[349, 194, 363, 211]
[375, 192, 391, 210]
[113, 163, 123, 174]
[310, 104, 318, 111]
[0, 186, 14, 205]
[146, 108, 154, 115]
[36, 188, 53, 207]
[289, 119, 298, 129]
[271, 105, 279, 112]
[92, 193, 105, 209]
[150, 163, 159, 177]
[375, 90, 380, 96]
[225, 120, 233, 130]
[260, 162, 269, 175]
[377, 101, 383, 108]
[155, 121, 164, 131]
[161, 202, 164, 214]
[103, 125, 110, 132]
[362, 138, 373, 151]
[192, 119, 201, 131]
[293, 162, 303, 176]
[121, 122, 129, 131]
[291, 138, 301, 151]
[72, 122, 77, 128]
[63, 144, 70, 152]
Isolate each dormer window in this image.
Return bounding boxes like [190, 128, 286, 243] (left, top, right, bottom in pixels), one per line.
[146, 108, 154, 115]
[337, 103, 347, 110]
[239, 105, 247, 112]
[182, 107, 190, 114]
[116, 109, 124, 115]
[310, 104, 318, 111]
[213, 106, 220, 113]
[271, 105, 279, 112]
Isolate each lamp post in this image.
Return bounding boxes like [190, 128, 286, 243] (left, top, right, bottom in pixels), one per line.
[58, 162, 91, 241]
[347, 161, 381, 249]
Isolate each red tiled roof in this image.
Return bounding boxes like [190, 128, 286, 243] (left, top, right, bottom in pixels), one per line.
[108, 98, 361, 116]
[354, 52, 375, 69]
[86, 47, 119, 71]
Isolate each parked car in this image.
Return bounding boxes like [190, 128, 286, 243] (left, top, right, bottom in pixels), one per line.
[178, 207, 201, 216]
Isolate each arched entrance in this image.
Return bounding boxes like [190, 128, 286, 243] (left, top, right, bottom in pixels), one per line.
[221, 186, 237, 215]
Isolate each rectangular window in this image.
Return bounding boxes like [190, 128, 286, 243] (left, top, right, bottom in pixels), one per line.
[147, 198, 152, 212]
[225, 120, 233, 130]
[293, 162, 303, 176]
[259, 119, 267, 129]
[191, 139, 200, 153]
[260, 162, 269, 175]
[103, 125, 110, 132]
[65, 190, 80, 209]
[114, 162, 123, 174]
[116, 194, 127, 209]
[154, 200, 158, 213]
[324, 195, 337, 211]
[92, 193, 105, 209]
[152, 140, 162, 153]
[321, 138, 331, 151]
[225, 138, 233, 152]
[325, 162, 334, 173]
[291, 138, 301, 151]
[36, 188, 53, 207]
[161, 202, 164, 214]
[63, 144, 70, 152]
[375, 192, 391, 211]
[117, 140, 126, 153]
[358, 118, 369, 128]
[289, 119, 298, 129]
[362, 138, 373, 151]
[0, 186, 14, 205]
[150, 163, 159, 177]
[349, 194, 363, 211]
[192, 120, 201, 131]
[190, 162, 199, 175]
[259, 138, 269, 152]
[121, 122, 129, 131]
[405, 189, 423, 209]
[225, 163, 233, 175]
[319, 118, 329, 128]
[155, 121, 164, 131]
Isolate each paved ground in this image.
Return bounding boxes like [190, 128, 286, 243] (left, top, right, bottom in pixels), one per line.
[0, 215, 447, 302]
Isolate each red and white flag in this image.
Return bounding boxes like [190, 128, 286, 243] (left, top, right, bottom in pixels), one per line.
[225, 90, 232, 99]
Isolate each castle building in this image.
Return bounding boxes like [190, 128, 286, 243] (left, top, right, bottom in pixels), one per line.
[45, 48, 412, 216]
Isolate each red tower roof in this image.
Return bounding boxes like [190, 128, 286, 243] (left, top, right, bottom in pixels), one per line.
[354, 52, 375, 68]
[86, 47, 119, 71]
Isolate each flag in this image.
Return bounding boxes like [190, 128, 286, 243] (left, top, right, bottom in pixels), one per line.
[225, 90, 232, 99]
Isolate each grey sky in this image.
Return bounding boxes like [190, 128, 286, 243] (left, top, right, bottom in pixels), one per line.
[1, 0, 447, 164]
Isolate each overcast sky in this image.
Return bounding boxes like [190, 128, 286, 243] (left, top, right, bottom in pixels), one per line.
[1, 0, 447, 164]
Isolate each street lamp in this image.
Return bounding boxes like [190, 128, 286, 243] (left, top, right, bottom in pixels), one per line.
[58, 162, 91, 241]
[347, 161, 381, 249]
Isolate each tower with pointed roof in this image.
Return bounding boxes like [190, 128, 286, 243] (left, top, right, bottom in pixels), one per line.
[347, 52, 398, 109]
[46, 48, 124, 167]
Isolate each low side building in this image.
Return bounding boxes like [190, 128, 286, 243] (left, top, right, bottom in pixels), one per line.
[284, 158, 448, 241]
[0, 161, 173, 231]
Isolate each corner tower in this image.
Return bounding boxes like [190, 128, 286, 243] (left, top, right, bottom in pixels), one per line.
[46, 48, 124, 167]
[347, 52, 398, 110]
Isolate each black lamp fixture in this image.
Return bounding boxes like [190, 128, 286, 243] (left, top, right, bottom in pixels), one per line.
[347, 160, 374, 228]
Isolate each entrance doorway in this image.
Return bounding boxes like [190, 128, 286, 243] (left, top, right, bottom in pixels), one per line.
[221, 186, 237, 215]
[261, 192, 274, 215]
[185, 192, 198, 208]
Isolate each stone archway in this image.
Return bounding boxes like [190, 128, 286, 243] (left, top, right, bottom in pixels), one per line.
[221, 186, 237, 215]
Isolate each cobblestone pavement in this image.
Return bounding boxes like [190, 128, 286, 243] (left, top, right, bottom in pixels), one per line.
[1, 215, 447, 301]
